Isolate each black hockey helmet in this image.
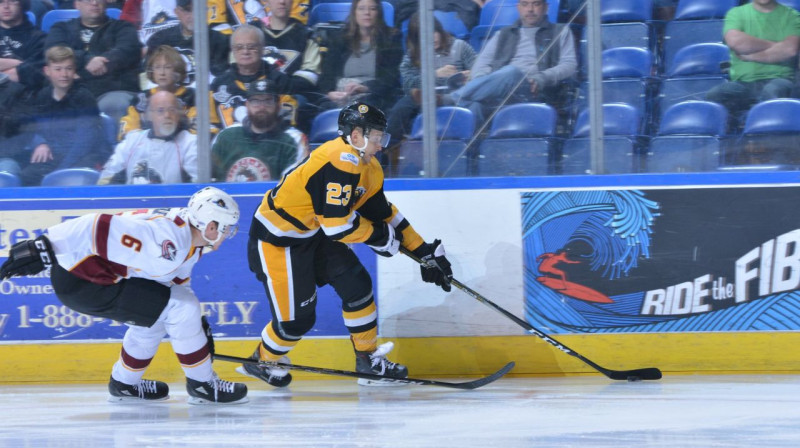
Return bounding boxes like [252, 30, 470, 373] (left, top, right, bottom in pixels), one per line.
[337, 101, 388, 142]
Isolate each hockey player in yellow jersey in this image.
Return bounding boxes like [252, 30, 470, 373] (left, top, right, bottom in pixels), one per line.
[239, 101, 453, 386]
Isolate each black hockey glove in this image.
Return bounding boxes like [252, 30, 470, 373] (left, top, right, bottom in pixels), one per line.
[366, 222, 402, 257]
[201, 315, 215, 356]
[0, 236, 55, 280]
[413, 239, 453, 292]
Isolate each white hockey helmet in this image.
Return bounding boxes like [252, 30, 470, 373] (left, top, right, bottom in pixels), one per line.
[187, 187, 240, 245]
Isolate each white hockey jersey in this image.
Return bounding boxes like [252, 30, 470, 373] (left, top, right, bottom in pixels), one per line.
[47, 208, 204, 286]
[98, 129, 198, 185]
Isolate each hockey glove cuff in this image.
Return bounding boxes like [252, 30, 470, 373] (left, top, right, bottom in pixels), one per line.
[413, 239, 453, 292]
[366, 222, 402, 257]
[0, 236, 55, 280]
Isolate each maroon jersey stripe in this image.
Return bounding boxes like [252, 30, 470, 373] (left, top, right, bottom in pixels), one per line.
[96, 214, 113, 259]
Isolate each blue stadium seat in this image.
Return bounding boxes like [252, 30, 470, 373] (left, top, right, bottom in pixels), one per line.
[433, 10, 470, 39]
[673, 0, 737, 20]
[0, 171, 22, 187]
[479, 0, 518, 26]
[732, 99, 800, 166]
[662, 19, 725, 74]
[478, 103, 559, 176]
[40, 168, 100, 186]
[579, 23, 653, 78]
[309, 108, 341, 150]
[99, 113, 118, 146]
[601, 47, 653, 78]
[26, 10, 35, 25]
[41, 8, 120, 32]
[779, 0, 800, 11]
[646, 101, 727, 172]
[309, 2, 393, 26]
[561, 103, 644, 174]
[655, 76, 727, 128]
[601, 0, 652, 22]
[667, 43, 729, 78]
[397, 107, 475, 177]
[743, 99, 800, 134]
[469, 25, 500, 52]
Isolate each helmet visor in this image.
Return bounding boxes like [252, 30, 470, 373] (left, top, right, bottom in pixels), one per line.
[219, 222, 239, 240]
[367, 130, 391, 148]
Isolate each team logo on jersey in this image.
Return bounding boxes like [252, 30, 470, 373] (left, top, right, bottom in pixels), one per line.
[353, 186, 367, 203]
[340, 152, 360, 166]
[227, 157, 273, 182]
[161, 240, 178, 261]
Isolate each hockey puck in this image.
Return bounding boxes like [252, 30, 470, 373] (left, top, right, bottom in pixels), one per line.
[627, 376, 642, 382]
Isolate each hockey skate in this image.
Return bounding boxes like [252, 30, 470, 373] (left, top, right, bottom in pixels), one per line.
[355, 341, 408, 386]
[235, 347, 292, 388]
[108, 376, 170, 402]
[186, 374, 248, 405]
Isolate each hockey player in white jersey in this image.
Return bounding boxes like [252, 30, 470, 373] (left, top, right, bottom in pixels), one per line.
[0, 187, 248, 405]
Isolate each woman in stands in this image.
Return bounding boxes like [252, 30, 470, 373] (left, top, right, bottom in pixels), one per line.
[118, 45, 197, 141]
[384, 12, 476, 169]
[316, 0, 403, 112]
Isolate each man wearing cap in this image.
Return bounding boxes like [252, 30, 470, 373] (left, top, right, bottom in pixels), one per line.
[144, 0, 231, 85]
[0, 0, 46, 90]
[210, 79, 307, 182]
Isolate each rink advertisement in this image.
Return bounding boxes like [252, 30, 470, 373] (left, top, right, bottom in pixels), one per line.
[0, 193, 374, 342]
[522, 187, 800, 333]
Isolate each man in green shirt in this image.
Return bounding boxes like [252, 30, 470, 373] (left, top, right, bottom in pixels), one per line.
[211, 79, 308, 182]
[706, 0, 800, 129]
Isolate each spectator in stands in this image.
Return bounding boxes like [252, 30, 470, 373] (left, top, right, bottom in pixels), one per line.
[44, 0, 143, 126]
[316, 0, 403, 112]
[447, 0, 576, 125]
[22, 46, 110, 186]
[385, 13, 476, 157]
[253, 0, 321, 133]
[222, 0, 309, 29]
[0, 0, 45, 91]
[211, 79, 306, 182]
[394, 0, 481, 30]
[120, 0, 178, 44]
[0, 74, 44, 178]
[210, 24, 294, 130]
[706, 0, 800, 131]
[119, 45, 197, 140]
[145, 0, 231, 83]
[98, 90, 197, 184]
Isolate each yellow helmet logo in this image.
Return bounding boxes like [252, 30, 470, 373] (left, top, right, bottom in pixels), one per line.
[358, 104, 368, 114]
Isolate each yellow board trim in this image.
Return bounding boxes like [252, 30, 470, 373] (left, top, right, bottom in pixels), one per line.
[3, 332, 800, 384]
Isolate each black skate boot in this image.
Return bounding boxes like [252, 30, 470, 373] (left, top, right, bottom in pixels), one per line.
[355, 341, 408, 386]
[186, 374, 248, 405]
[108, 376, 170, 402]
[235, 346, 292, 388]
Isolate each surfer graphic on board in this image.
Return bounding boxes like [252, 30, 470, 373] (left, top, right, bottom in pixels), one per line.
[536, 250, 613, 304]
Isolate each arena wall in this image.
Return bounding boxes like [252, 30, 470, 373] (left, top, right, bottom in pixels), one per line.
[2, 173, 800, 384]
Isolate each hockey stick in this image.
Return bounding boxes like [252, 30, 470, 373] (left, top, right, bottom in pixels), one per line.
[214, 353, 514, 390]
[401, 247, 662, 381]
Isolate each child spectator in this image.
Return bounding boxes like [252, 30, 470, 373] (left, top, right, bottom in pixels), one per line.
[22, 46, 110, 186]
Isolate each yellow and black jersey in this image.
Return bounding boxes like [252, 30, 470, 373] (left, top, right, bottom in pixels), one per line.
[250, 137, 424, 251]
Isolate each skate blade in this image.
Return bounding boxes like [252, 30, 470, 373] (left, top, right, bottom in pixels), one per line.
[187, 396, 249, 405]
[107, 394, 170, 403]
[357, 378, 409, 387]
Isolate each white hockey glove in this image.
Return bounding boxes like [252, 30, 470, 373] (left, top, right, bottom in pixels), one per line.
[0, 236, 55, 279]
[366, 222, 402, 257]
[412, 239, 453, 292]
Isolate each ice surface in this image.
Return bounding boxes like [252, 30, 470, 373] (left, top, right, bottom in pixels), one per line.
[2, 375, 800, 447]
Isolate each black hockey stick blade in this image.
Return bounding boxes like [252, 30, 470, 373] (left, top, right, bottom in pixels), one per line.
[214, 353, 515, 390]
[605, 367, 663, 381]
[400, 247, 663, 382]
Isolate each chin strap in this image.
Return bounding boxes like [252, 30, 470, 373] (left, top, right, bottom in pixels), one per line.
[346, 135, 369, 156]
